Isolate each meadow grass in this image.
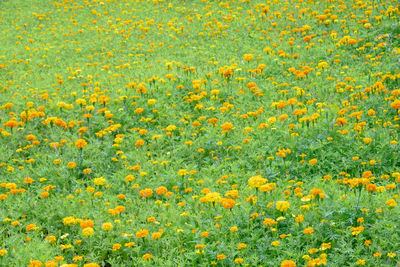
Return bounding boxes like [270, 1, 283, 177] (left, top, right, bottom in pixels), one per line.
[0, 0, 400, 266]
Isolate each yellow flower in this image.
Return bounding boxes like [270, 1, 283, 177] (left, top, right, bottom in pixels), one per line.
[295, 214, 304, 223]
[356, 259, 365, 265]
[94, 177, 106, 186]
[243, 53, 254, 61]
[28, 260, 43, 267]
[386, 199, 397, 207]
[308, 158, 318, 165]
[82, 227, 94, 236]
[124, 242, 135, 248]
[148, 99, 156, 105]
[112, 244, 122, 251]
[276, 201, 290, 212]
[83, 264, 100, 267]
[388, 252, 396, 258]
[67, 161, 77, 169]
[363, 137, 372, 144]
[271, 240, 280, 247]
[248, 175, 267, 188]
[237, 243, 247, 249]
[151, 232, 162, 239]
[303, 227, 314, 234]
[0, 249, 7, 256]
[102, 222, 113, 230]
[45, 235, 57, 244]
[234, 258, 244, 264]
[230, 226, 238, 232]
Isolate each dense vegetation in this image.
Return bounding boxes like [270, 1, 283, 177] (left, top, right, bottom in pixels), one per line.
[0, 0, 400, 266]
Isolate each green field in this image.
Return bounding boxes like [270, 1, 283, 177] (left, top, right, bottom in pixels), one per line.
[0, 0, 400, 266]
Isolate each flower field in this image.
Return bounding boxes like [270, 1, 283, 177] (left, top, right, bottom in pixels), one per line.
[0, 0, 400, 266]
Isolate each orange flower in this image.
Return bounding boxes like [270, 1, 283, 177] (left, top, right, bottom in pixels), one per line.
[217, 254, 226, 260]
[221, 122, 234, 133]
[80, 220, 94, 229]
[142, 254, 152, 260]
[303, 227, 314, 234]
[243, 54, 254, 61]
[136, 229, 149, 238]
[75, 139, 87, 149]
[386, 199, 397, 207]
[139, 188, 153, 198]
[281, 260, 296, 267]
[220, 198, 235, 209]
[40, 191, 49, 198]
[156, 186, 168, 195]
[391, 99, 400, 109]
[135, 139, 145, 147]
[67, 161, 77, 169]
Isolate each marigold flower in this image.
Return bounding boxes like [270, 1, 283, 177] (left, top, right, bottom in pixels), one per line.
[102, 222, 113, 230]
[386, 199, 397, 207]
[45, 235, 57, 244]
[82, 227, 94, 236]
[281, 260, 296, 267]
[248, 175, 267, 188]
[80, 220, 94, 229]
[308, 158, 318, 165]
[221, 122, 234, 133]
[234, 258, 244, 264]
[28, 260, 43, 267]
[26, 224, 39, 231]
[83, 263, 100, 267]
[276, 201, 290, 212]
[263, 218, 278, 226]
[303, 227, 314, 234]
[271, 240, 280, 247]
[93, 177, 106, 186]
[136, 229, 149, 238]
[75, 139, 88, 149]
[40, 191, 49, 198]
[356, 259, 365, 265]
[112, 244, 122, 251]
[391, 99, 400, 109]
[237, 243, 247, 249]
[151, 232, 162, 239]
[135, 139, 145, 147]
[156, 186, 168, 195]
[67, 161, 77, 169]
[140, 188, 153, 198]
[217, 254, 226, 260]
[142, 253, 152, 260]
[0, 249, 8, 256]
[220, 198, 235, 209]
[243, 53, 254, 61]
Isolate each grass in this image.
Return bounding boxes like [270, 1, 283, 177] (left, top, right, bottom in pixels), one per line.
[0, 0, 400, 266]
